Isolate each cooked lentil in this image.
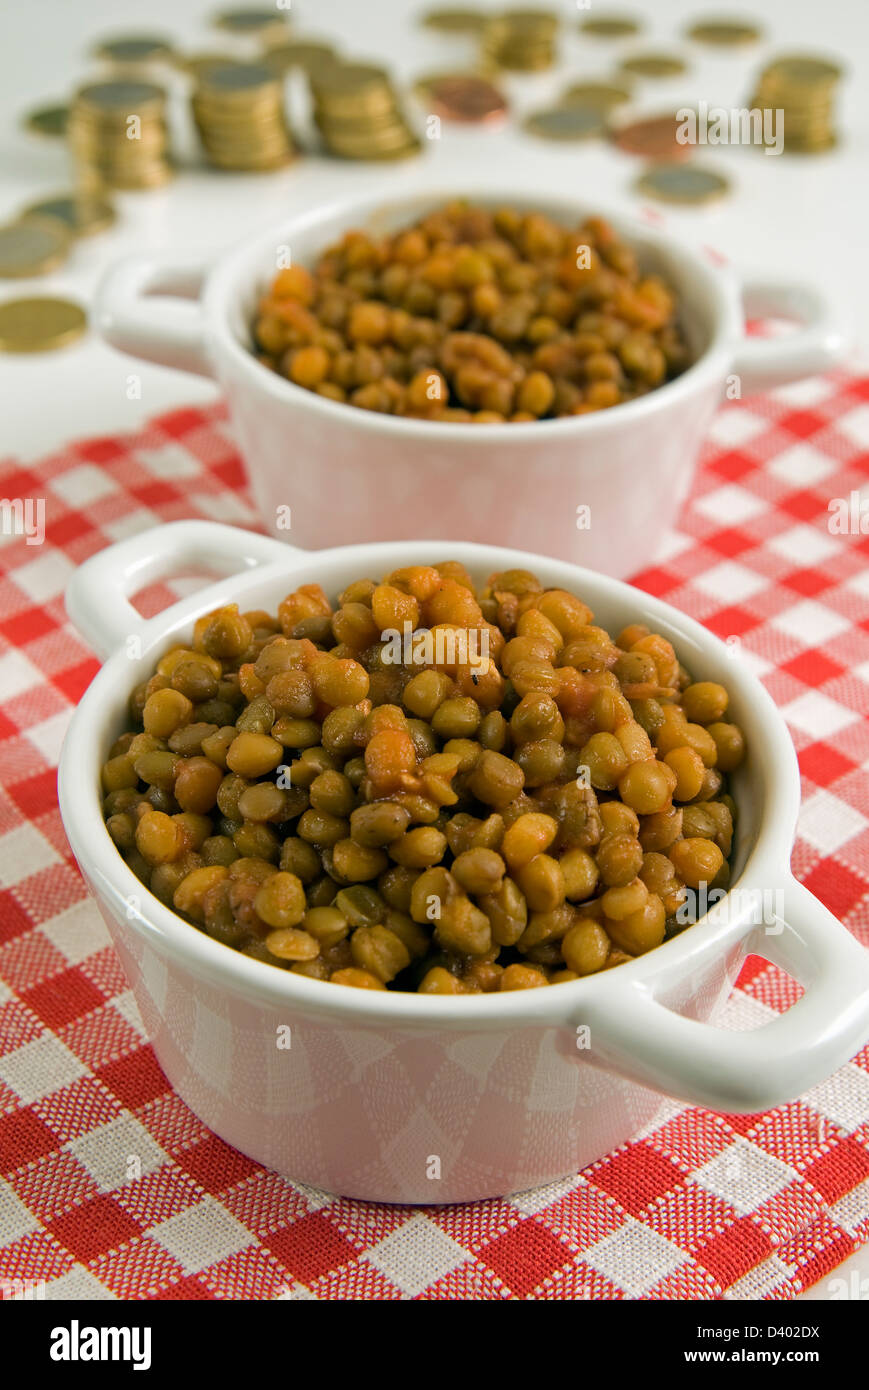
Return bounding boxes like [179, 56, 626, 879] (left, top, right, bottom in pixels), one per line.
[252, 200, 690, 422]
[103, 566, 745, 991]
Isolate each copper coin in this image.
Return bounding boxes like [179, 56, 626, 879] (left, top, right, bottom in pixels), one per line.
[421, 75, 508, 124]
[612, 112, 694, 159]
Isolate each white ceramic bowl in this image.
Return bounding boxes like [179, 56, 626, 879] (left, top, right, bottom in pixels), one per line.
[94, 187, 843, 580]
[60, 521, 869, 1203]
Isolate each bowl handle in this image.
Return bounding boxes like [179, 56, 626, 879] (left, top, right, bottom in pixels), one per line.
[578, 877, 869, 1113]
[95, 251, 215, 378]
[731, 278, 845, 392]
[66, 520, 292, 661]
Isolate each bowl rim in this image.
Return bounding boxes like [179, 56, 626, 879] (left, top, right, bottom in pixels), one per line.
[200, 184, 743, 444]
[59, 535, 801, 1029]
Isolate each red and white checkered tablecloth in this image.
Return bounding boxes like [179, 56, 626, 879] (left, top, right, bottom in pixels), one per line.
[1, 373, 868, 1301]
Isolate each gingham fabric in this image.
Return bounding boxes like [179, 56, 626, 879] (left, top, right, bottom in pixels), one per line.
[0, 376, 868, 1302]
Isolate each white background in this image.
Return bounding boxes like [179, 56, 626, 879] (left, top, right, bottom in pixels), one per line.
[0, 0, 867, 1303]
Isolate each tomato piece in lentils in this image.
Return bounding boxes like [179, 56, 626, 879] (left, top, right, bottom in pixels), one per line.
[104, 567, 744, 993]
[252, 199, 691, 423]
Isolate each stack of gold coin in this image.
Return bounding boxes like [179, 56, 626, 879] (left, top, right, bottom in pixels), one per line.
[311, 63, 421, 161]
[482, 8, 560, 72]
[192, 61, 295, 171]
[749, 55, 842, 154]
[68, 81, 172, 190]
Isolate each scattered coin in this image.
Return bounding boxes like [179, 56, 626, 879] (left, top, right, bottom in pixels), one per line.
[612, 112, 694, 159]
[93, 35, 175, 65]
[23, 103, 69, 138]
[561, 81, 634, 113]
[621, 52, 688, 78]
[580, 14, 642, 38]
[20, 194, 116, 238]
[635, 162, 730, 204]
[420, 6, 490, 32]
[686, 19, 763, 47]
[0, 220, 72, 277]
[0, 296, 87, 353]
[524, 106, 607, 141]
[212, 8, 290, 38]
[415, 73, 508, 124]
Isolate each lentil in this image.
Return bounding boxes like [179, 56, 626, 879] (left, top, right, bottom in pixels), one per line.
[104, 564, 744, 990]
[254, 201, 690, 422]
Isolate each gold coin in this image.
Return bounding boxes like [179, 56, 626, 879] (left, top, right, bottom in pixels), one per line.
[420, 7, 489, 32]
[93, 35, 175, 64]
[264, 40, 338, 75]
[198, 123, 291, 146]
[75, 80, 167, 116]
[194, 110, 288, 135]
[0, 220, 72, 277]
[85, 163, 175, 190]
[491, 44, 555, 71]
[316, 105, 404, 134]
[213, 8, 289, 36]
[312, 62, 391, 98]
[686, 20, 762, 46]
[332, 136, 422, 162]
[68, 120, 170, 151]
[523, 106, 606, 140]
[206, 148, 294, 170]
[635, 162, 730, 204]
[499, 8, 560, 36]
[314, 88, 398, 118]
[580, 14, 641, 38]
[178, 52, 240, 77]
[197, 61, 281, 97]
[621, 52, 687, 77]
[322, 121, 417, 153]
[20, 194, 117, 237]
[322, 124, 420, 157]
[561, 80, 633, 111]
[763, 55, 843, 86]
[192, 96, 284, 124]
[23, 104, 69, 138]
[0, 296, 87, 352]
